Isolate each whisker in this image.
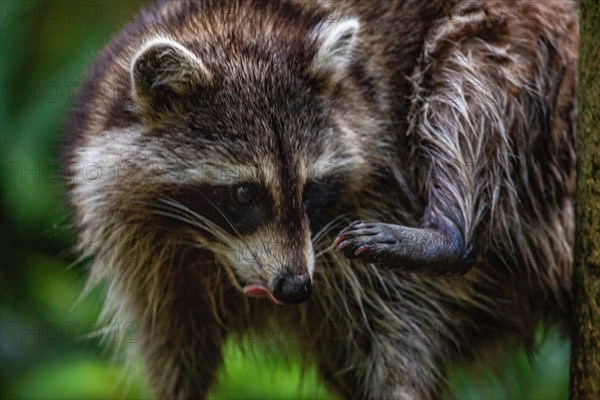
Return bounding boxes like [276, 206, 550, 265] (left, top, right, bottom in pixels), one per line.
[191, 193, 241, 237]
[155, 199, 236, 246]
[155, 198, 250, 290]
[315, 244, 335, 259]
[150, 209, 234, 246]
[312, 214, 352, 259]
[312, 214, 348, 243]
[162, 196, 270, 273]
[180, 194, 271, 273]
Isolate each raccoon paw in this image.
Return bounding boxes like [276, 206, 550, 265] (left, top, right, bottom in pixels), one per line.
[333, 221, 400, 265]
[333, 220, 475, 274]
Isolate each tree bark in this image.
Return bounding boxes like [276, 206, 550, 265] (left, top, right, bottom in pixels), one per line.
[570, 0, 600, 398]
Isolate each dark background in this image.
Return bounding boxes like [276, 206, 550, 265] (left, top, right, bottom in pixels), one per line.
[1, 1, 569, 398]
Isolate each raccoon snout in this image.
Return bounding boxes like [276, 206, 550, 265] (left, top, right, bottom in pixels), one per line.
[272, 272, 312, 305]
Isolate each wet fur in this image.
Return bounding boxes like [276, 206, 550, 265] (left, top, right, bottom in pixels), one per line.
[63, 1, 578, 399]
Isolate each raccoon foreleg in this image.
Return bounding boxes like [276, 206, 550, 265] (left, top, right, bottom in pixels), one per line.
[130, 264, 227, 399]
[333, 8, 533, 275]
[144, 315, 225, 400]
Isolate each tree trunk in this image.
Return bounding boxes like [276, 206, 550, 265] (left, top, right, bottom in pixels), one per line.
[569, 0, 600, 398]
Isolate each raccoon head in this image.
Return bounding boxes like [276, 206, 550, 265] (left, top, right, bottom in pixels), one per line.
[114, 16, 373, 305]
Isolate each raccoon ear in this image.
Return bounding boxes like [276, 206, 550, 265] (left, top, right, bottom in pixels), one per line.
[310, 17, 360, 83]
[130, 38, 211, 117]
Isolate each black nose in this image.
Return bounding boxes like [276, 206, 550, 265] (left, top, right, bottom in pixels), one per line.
[272, 273, 312, 304]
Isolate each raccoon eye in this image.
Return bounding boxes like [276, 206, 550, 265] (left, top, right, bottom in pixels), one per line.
[303, 181, 337, 222]
[232, 184, 256, 206]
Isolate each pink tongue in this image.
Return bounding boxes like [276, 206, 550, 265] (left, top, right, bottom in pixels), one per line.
[243, 284, 284, 305]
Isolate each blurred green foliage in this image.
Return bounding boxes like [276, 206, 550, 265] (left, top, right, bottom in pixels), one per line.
[0, 1, 569, 398]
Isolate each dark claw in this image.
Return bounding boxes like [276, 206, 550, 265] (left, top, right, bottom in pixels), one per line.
[354, 244, 371, 256]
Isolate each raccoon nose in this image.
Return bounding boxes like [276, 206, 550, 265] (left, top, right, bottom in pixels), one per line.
[272, 272, 312, 305]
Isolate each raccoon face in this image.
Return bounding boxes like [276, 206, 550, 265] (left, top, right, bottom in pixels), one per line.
[124, 18, 369, 304]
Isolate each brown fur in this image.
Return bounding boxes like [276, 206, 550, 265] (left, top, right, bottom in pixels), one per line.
[63, 1, 578, 399]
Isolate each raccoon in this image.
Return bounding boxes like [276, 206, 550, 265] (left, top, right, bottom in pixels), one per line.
[62, 0, 578, 399]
